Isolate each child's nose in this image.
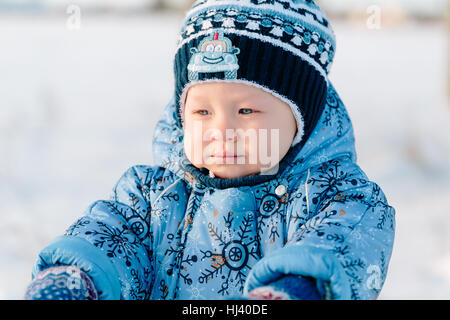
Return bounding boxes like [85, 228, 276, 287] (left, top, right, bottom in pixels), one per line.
[209, 115, 238, 142]
[209, 128, 238, 142]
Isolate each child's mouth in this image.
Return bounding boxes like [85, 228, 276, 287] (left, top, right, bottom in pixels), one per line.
[211, 155, 244, 158]
[209, 154, 245, 162]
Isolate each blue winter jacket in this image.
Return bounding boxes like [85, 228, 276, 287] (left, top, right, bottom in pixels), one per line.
[31, 82, 395, 300]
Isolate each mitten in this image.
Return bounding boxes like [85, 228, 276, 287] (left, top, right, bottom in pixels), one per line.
[246, 275, 322, 300]
[24, 265, 98, 300]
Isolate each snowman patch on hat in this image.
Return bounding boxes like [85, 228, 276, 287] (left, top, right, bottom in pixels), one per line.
[187, 30, 240, 81]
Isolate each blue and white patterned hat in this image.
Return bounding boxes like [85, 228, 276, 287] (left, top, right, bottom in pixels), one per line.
[174, 0, 336, 146]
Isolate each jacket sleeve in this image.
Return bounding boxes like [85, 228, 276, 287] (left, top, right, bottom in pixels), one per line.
[31, 165, 157, 300]
[244, 160, 396, 300]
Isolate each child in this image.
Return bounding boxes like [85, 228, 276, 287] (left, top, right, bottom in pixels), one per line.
[25, 0, 395, 300]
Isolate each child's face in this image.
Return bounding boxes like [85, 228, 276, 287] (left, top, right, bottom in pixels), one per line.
[183, 82, 297, 179]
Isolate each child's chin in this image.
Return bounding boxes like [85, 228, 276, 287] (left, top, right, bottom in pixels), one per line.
[208, 166, 260, 180]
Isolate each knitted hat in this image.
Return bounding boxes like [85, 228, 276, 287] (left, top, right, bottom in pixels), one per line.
[174, 0, 336, 146]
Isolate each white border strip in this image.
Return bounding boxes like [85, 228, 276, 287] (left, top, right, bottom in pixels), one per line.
[179, 78, 304, 146]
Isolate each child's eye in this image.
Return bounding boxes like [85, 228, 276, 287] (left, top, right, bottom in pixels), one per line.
[194, 109, 210, 115]
[239, 108, 254, 115]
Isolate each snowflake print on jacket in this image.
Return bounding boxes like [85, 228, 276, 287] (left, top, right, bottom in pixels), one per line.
[31, 82, 395, 300]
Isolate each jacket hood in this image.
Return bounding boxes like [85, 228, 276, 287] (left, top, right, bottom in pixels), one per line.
[152, 80, 357, 189]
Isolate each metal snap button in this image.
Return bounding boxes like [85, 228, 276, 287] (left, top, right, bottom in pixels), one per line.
[275, 184, 287, 196]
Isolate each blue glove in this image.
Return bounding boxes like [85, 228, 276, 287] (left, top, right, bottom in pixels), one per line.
[24, 266, 98, 300]
[245, 275, 323, 300]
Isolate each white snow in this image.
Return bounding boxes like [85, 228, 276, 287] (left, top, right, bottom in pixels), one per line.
[317, 0, 447, 18]
[329, 20, 450, 299]
[0, 12, 449, 299]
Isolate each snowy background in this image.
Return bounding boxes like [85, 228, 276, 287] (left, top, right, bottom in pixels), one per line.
[0, 1, 449, 299]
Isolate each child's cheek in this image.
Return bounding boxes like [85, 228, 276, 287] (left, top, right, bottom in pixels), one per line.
[184, 126, 214, 168]
[183, 129, 200, 166]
